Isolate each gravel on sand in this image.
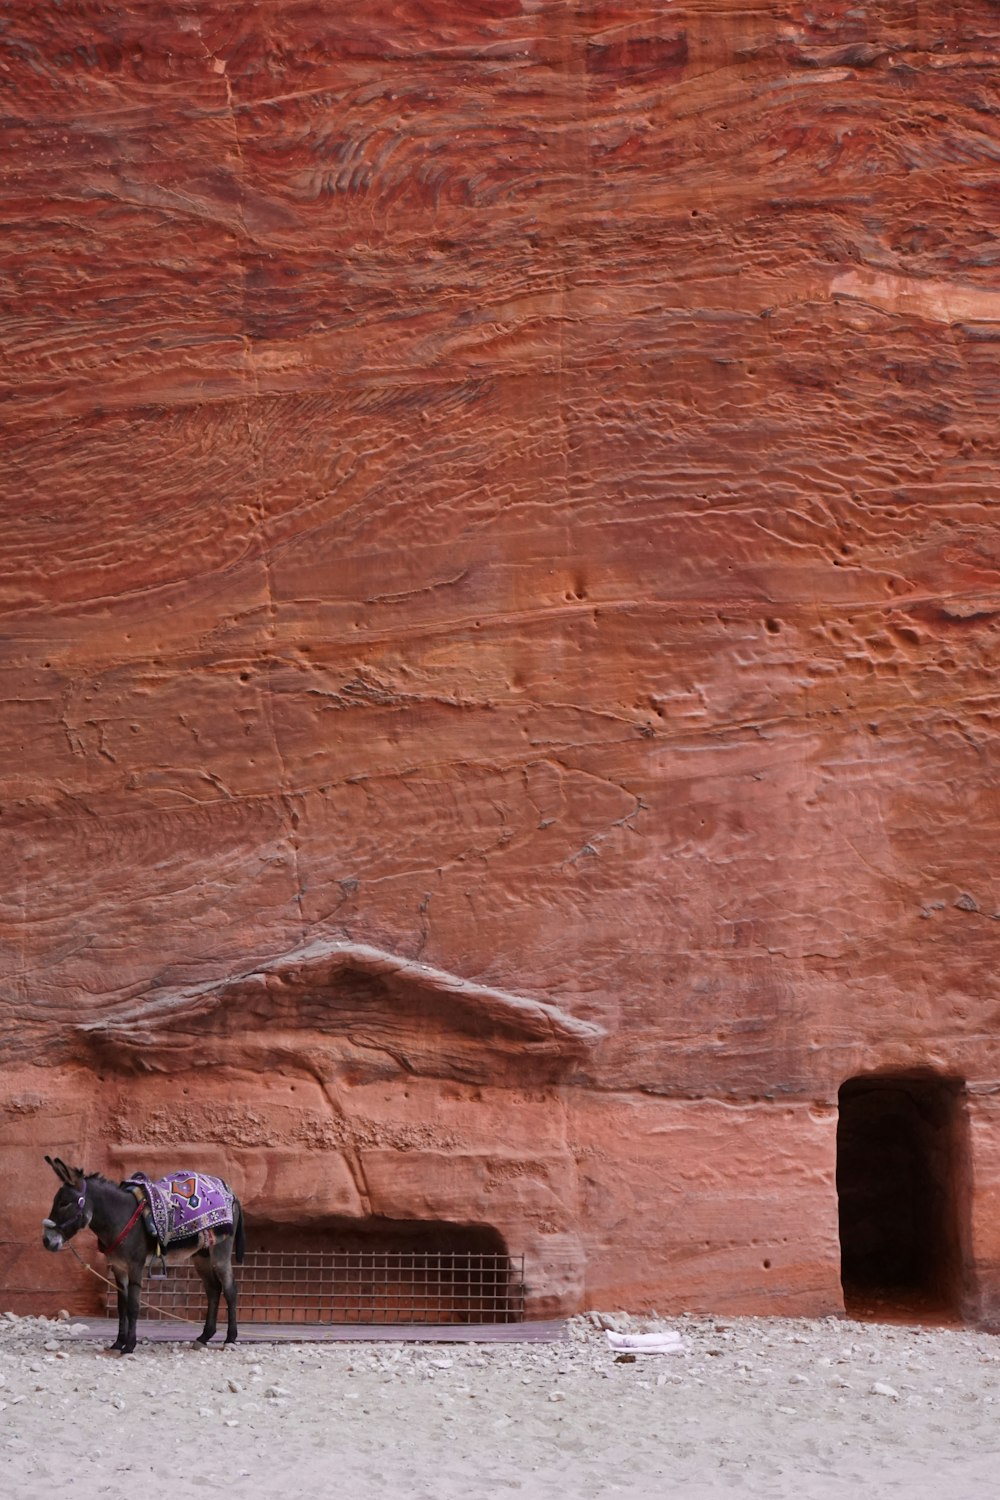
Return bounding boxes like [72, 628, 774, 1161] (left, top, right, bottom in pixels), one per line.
[3, 1309, 1000, 1498]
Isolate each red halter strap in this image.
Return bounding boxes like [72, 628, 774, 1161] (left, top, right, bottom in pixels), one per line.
[98, 1199, 145, 1256]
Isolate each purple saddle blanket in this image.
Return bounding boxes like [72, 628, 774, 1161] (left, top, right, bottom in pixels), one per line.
[124, 1171, 235, 1247]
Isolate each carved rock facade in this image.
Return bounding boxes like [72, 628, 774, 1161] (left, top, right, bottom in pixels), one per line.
[3, 3, 1000, 1321]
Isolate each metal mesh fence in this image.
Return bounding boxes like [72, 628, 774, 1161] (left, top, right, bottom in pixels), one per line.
[108, 1249, 525, 1325]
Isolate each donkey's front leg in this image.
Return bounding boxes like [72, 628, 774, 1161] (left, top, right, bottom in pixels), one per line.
[109, 1268, 129, 1352]
[121, 1271, 142, 1355]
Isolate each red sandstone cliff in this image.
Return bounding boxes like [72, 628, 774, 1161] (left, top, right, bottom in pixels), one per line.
[3, 2, 1000, 1322]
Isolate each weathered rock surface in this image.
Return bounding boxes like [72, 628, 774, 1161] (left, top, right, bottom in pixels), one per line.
[2, 3, 1000, 1319]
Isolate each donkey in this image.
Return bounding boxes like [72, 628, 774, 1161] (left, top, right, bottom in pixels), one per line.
[42, 1156, 245, 1355]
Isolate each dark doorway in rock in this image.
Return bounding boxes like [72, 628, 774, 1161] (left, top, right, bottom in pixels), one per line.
[837, 1073, 968, 1323]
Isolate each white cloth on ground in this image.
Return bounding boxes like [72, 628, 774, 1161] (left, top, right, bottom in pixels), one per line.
[605, 1330, 686, 1354]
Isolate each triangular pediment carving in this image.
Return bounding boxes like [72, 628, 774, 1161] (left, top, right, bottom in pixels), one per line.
[79, 939, 604, 1086]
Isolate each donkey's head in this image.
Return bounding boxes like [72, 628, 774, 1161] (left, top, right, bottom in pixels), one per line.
[42, 1156, 91, 1252]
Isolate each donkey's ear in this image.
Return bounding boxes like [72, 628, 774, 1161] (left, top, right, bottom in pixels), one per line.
[45, 1155, 70, 1183]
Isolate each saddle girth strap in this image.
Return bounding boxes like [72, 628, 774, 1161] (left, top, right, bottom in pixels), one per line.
[98, 1196, 145, 1256]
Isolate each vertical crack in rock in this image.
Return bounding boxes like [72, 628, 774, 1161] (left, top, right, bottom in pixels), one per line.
[310, 1070, 375, 1217]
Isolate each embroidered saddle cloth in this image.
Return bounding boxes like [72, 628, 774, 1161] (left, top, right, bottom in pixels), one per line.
[125, 1171, 235, 1248]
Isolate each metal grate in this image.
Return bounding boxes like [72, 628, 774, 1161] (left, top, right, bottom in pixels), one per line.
[106, 1249, 525, 1325]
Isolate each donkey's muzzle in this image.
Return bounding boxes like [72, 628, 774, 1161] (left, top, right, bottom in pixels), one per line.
[41, 1219, 64, 1253]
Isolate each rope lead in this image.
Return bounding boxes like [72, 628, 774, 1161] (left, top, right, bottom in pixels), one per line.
[67, 1243, 193, 1326]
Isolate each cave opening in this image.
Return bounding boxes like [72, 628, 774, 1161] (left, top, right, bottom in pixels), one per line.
[837, 1072, 969, 1323]
[244, 1216, 523, 1325]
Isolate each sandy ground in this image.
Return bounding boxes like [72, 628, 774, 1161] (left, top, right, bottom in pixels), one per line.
[3, 1310, 1000, 1498]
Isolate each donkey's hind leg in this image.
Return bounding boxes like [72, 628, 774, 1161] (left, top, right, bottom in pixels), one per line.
[217, 1242, 239, 1344]
[192, 1250, 222, 1346]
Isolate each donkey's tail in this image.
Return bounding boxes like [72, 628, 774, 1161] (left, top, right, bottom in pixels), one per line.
[233, 1196, 246, 1265]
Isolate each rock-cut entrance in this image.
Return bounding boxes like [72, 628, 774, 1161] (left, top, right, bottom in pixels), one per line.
[836, 1072, 968, 1322]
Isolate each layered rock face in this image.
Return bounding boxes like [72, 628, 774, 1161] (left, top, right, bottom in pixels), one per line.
[3, 3, 1000, 1321]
